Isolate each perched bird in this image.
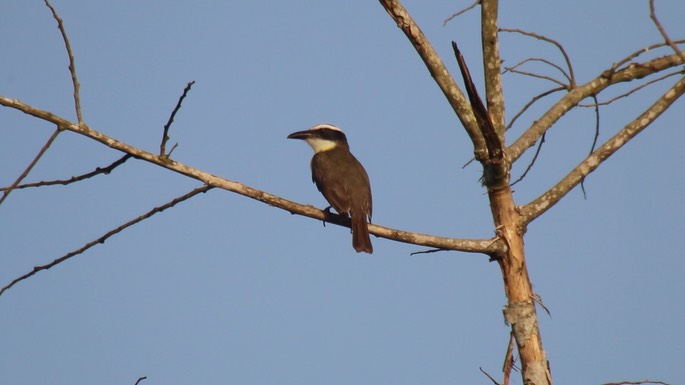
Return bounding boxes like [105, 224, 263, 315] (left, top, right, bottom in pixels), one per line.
[287, 124, 373, 253]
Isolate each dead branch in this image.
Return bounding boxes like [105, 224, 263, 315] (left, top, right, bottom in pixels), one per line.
[510, 133, 545, 186]
[161, 81, 195, 158]
[0, 97, 504, 256]
[649, 0, 685, 64]
[520, 74, 685, 224]
[0, 185, 213, 297]
[43, 0, 83, 123]
[0, 154, 132, 191]
[378, 0, 486, 160]
[443, 0, 480, 26]
[502, 332, 515, 385]
[500, 28, 575, 86]
[507, 52, 684, 163]
[506, 87, 565, 131]
[612, 40, 685, 71]
[0, 128, 60, 206]
[601, 381, 670, 385]
[479, 367, 502, 385]
[579, 70, 683, 107]
[481, 0, 505, 133]
[503, 58, 571, 88]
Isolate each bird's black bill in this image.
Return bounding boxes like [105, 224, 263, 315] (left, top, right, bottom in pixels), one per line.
[287, 130, 312, 140]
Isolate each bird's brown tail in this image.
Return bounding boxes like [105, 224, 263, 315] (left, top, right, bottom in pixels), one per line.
[352, 213, 373, 254]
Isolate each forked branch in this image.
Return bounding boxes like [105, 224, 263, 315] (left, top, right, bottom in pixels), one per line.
[520, 74, 685, 223]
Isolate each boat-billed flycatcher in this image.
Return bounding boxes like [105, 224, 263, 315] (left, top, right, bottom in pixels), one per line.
[288, 124, 373, 253]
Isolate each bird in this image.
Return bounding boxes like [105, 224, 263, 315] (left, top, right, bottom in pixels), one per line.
[287, 124, 373, 253]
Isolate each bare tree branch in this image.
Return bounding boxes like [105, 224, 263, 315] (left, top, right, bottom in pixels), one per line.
[579, 70, 683, 107]
[520, 74, 685, 224]
[0, 97, 504, 256]
[649, 0, 685, 64]
[510, 133, 545, 186]
[0, 185, 213, 297]
[443, 0, 480, 26]
[602, 381, 670, 385]
[612, 40, 685, 71]
[504, 58, 571, 88]
[161, 81, 195, 158]
[481, 0, 505, 134]
[378, 0, 487, 160]
[0, 128, 61, 206]
[502, 332, 515, 385]
[0, 154, 132, 191]
[507, 52, 684, 163]
[500, 28, 575, 86]
[506, 87, 565, 131]
[43, 0, 83, 123]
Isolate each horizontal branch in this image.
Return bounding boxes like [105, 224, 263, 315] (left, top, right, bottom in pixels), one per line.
[0, 96, 503, 255]
[507, 52, 685, 163]
[520, 74, 685, 224]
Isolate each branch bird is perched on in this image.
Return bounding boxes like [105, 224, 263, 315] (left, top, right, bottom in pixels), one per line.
[288, 124, 373, 253]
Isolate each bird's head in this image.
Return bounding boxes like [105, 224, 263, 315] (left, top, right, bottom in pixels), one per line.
[287, 124, 349, 153]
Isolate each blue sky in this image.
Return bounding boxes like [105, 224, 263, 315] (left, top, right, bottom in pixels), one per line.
[1, 1, 684, 384]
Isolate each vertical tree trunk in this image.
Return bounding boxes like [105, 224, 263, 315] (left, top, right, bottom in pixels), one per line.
[489, 186, 551, 385]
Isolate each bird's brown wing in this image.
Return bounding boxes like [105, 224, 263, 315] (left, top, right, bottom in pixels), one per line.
[311, 152, 352, 215]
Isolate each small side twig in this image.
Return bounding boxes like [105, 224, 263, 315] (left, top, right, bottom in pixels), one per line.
[503, 58, 571, 88]
[500, 28, 575, 86]
[510, 133, 545, 186]
[43, 0, 83, 123]
[502, 332, 516, 385]
[580, 95, 601, 199]
[602, 381, 670, 385]
[0, 128, 61, 206]
[479, 367, 501, 385]
[160, 81, 195, 158]
[0, 154, 132, 192]
[0, 185, 212, 297]
[649, 0, 685, 64]
[443, 0, 481, 26]
[506, 87, 565, 131]
[134, 376, 147, 385]
[579, 70, 683, 107]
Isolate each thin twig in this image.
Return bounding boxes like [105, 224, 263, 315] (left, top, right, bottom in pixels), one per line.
[502, 332, 515, 385]
[500, 28, 575, 86]
[506, 87, 565, 131]
[612, 40, 685, 71]
[443, 0, 480, 26]
[510, 133, 545, 186]
[160, 81, 195, 157]
[602, 381, 670, 385]
[0, 185, 213, 297]
[580, 95, 601, 199]
[504, 58, 571, 87]
[479, 367, 501, 385]
[649, 0, 685, 64]
[134, 376, 147, 385]
[43, 0, 83, 123]
[0, 154, 132, 191]
[579, 70, 683, 107]
[0, 128, 61, 206]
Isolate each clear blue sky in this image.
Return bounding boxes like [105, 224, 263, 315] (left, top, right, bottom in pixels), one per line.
[1, 1, 684, 384]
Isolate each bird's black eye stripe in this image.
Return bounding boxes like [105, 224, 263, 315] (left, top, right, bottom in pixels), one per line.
[320, 128, 347, 141]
